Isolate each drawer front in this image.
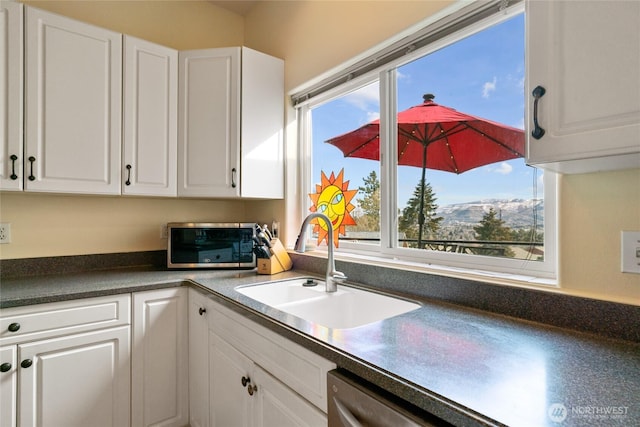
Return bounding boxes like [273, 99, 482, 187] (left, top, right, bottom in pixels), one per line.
[210, 301, 335, 412]
[0, 294, 131, 345]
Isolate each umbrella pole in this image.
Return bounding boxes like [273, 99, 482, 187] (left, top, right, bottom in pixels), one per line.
[417, 142, 427, 249]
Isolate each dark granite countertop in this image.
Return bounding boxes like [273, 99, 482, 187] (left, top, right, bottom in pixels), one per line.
[1, 266, 638, 427]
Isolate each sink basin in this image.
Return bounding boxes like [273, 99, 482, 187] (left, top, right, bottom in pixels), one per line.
[235, 278, 328, 306]
[235, 278, 420, 329]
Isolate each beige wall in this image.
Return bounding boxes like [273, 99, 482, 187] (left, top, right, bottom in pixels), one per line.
[559, 169, 640, 302]
[21, 0, 244, 50]
[244, 0, 452, 91]
[2, 1, 638, 304]
[0, 193, 249, 258]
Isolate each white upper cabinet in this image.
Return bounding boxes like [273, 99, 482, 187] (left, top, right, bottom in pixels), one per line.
[526, 0, 640, 173]
[240, 48, 284, 199]
[178, 47, 240, 198]
[178, 47, 284, 198]
[123, 36, 178, 197]
[0, 0, 23, 191]
[24, 7, 122, 194]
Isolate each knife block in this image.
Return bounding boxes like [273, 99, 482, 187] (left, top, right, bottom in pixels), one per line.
[257, 238, 293, 275]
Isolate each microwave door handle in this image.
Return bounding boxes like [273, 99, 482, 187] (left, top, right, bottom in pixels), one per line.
[333, 397, 363, 427]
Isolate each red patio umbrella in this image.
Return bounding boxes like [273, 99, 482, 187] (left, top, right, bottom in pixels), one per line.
[325, 94, 525, 247]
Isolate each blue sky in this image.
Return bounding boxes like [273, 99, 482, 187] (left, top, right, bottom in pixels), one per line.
[312, 13, 543, 209]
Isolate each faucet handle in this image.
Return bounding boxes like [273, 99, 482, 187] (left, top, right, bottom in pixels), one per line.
[332, 270, 347, 282]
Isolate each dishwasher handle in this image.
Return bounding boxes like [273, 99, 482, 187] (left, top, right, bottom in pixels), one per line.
[333, 397, 363, 427]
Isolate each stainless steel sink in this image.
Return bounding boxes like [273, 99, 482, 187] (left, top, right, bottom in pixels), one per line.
[235, 278, 420, 329]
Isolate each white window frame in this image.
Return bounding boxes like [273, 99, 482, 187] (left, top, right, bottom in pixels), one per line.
[294, 1, 558, 283]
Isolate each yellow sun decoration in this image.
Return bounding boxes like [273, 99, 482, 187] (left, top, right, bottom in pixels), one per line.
[308, 169, 357, 247]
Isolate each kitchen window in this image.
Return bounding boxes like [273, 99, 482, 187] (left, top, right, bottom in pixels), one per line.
[294, 0, 557, 281]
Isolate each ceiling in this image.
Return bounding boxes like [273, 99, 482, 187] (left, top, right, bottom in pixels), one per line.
[208, 1, 260, 16]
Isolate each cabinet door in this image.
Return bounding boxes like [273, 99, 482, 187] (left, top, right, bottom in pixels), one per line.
[0, 345, 17, 427]
[240, 48, 284, 199]
[188, 288, 213, 427]
[526, 0, 640, 173]
[0, 0, 22, 191]
[253, 365, 326, 427]
[178, 48, 240, 197]
[209, 331, 252, 427]
[18, 326, 130, 427]
[132, 288, 188, 427]
[123, 36, 177, 197]
[24, 7, 122, 194]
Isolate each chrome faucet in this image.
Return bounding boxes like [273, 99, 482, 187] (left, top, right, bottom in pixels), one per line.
[294, 213, 346, 292]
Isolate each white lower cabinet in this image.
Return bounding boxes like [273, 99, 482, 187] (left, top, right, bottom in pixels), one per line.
[0, 294, 131, 427]
[252, 363, 327, 427]
[132, 288, 188, 427]
[210, 330, 328, 427]
[209, 331, 253, 426]
[195, 287, 336, 427]
[209, 330, 327, 427]
[1, 286, 333, 427]
[0, 345, 17, 427]
[188, 287, 214, 427]
[19, 326, 131, 427]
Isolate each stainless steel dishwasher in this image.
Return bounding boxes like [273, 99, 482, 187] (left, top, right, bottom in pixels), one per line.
[327, 370, 452, 427]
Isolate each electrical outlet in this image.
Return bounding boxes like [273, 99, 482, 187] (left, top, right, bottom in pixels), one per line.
[160, 225, 168, 239]
[621, 231, 640, 274]
[0, 223, 11, 244]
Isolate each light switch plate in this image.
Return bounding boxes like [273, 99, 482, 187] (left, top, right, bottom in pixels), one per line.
[621, 231, 640, 274]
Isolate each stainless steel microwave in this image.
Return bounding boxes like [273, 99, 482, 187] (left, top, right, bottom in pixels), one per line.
[167, 223, 256, 269]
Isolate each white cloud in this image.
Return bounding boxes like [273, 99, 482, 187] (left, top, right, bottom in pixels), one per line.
[482, 76, 497, 99]
[344, 82, 379, 111]
[487, 162, 513, 175]
[342, 82, 380, 124]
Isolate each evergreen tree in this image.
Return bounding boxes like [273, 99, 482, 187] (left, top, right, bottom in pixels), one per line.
[473, 208, 515, 257]
[511, 228, 543, 242]
[473, 208, 512, 241]
[352, 171, 380, 232]
[399, 179, 442, 244]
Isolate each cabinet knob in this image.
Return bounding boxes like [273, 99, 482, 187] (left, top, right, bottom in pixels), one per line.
[21, 359, 33, 369]
[247, 384, 257, 396]
[0, 363, 11, 373]
[241, 376, 258, 396]
[198, 307, 206, 316]
[7, 323, 20, 332]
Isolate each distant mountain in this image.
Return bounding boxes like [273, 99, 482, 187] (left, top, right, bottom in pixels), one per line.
[436, 198, 544, 229]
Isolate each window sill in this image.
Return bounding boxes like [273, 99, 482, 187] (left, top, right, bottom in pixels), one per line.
[292, 247, 558, 291]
